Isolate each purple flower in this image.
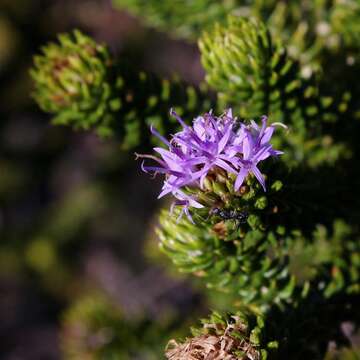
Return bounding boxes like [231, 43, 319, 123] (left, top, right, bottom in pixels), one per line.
[136, 109, 285, 221]
[233, 116, 286, 191]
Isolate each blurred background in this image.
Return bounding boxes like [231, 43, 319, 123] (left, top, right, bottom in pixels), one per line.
[0, 1, 207, 358]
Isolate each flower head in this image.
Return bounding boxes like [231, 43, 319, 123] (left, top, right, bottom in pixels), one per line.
[137, 109, 285, 222]
[165, 311, 266, 360]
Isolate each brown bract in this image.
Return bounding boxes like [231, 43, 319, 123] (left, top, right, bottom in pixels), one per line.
[212, 221, 228, 239]
[165, 321, 260, 360]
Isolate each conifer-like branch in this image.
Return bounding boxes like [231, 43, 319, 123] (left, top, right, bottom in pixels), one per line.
[30, 30, 212, 148]
[199, 16, 351, 167]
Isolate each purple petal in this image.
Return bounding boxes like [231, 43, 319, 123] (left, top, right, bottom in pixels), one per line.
[217, 122, 233, 153]
[180, 156, 208, 167]
[235, 167, 249, 191]
[158, 190, 172, 199]
[252, 165, 266, 191]
[141, 164, 168, 174]
[154, 147, 183, 171]
[250, 120, 260, 132]
[260, 126, 274, 145]
[270, 149, 284, 156]
[242, 132, 254, 160]
[199, 166, 211, 188]
[170, 109, 190, 130]
[215, 158, 237, 174]
[225, 108, 233, 118]
[253, 144, 272, 162]
[150, 125, 170, 147]
[260, 116, 268, 135]
[184, 207, 195, 224]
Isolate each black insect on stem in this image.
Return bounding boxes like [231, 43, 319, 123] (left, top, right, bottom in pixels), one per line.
[226, 312, 236, 324]
[211, 207, 248, 230]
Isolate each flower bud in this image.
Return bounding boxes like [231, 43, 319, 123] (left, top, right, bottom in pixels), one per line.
[30, 30, 120, 138]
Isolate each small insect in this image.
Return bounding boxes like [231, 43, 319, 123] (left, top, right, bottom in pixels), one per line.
[211, 207, 248, 229]
[226, 313, 237, 325]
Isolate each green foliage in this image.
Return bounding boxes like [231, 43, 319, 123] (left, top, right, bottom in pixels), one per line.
[112, 0, 360, 66]
[112, 0, 237, 39]
[199, 16, 351, 167]
[271, 294, 360, 359]
[251, 0, 360, 72]
[28, 2, 360, 359]
[61, 295, 134, 359]
[157, 174, 290, 309]
[329, 0, 360, 50]
[112, 70, 212, 149]
[166, 310, 278, 359]
[61, 295, 184, 359]
[158, 170, 360, 309]
[288, 220, 360, 298]
[167, 295, 360, 359]
[324, 346, 360, 360]
[30, 30, 212, 148]
[31, 30, 119, 138]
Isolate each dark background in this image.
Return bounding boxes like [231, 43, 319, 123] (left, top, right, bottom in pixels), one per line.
[0, 1, 205, 358]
